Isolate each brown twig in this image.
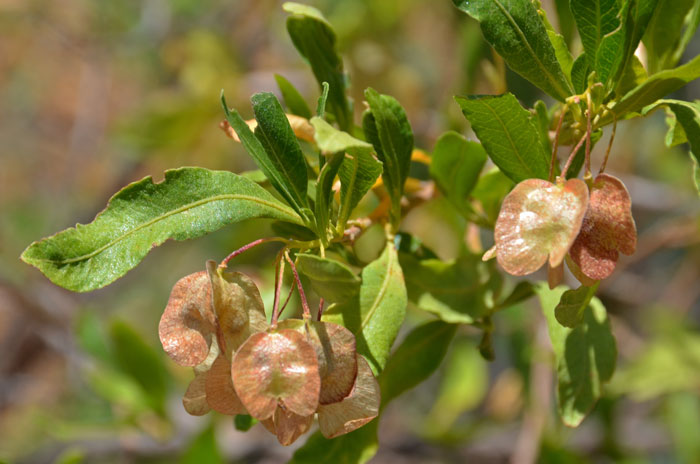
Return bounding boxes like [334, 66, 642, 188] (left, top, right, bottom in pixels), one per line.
[548, 105, 568, 182]
[284, 251, 311, 320]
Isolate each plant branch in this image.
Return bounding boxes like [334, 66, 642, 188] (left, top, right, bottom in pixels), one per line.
[270, 249, 286, 326]
[599, 115, 617, 174]
[585, 93, 592, 176]
[560, 132, 587, 179]
[284, 251, 311, 320]
[548, 104, 568, 182]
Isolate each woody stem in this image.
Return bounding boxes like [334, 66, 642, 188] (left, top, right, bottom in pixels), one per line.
[561, 132, 588, 179]
[220, 237, 287, 267]
[270, 249, 286, 326]
[585, 93, 593, 176]
[599, 115, 617, 174]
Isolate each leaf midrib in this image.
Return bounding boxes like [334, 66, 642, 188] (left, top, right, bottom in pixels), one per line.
[30, 193, 301, 265]
[491, 0, 571, 100]
[361, 246, 396, 331]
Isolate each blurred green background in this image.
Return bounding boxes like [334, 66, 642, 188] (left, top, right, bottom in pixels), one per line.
[1, 0, 700, 462]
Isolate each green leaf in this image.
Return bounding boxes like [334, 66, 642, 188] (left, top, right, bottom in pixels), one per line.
[109, 320, 169, 414]
[323, 243, 407, 374]
[317, 81, 330, 118]
[310, 117, 382, 227]
[498, 281, 536, 309]
[296, 253, 361, 303]
[644, 99, 700, 193]
[554, 282, 600, 328]
[284, 2, 352, 131]
[399, 252, 496, 324]
[610, 54, 700, 118]
[21, 168, 302, 292]
[289, 420, 378, 464]
[614, 54, 648, 96]
[539, 4, 574, 79]
[534, 100, 552, 155]
[596, 0, 659, 87]
[570, 0, 620, 70]
[180, 424, 222, 464]
[222, 93, 310, 218]
[538, 285, 617, 427]
[455, 93, 550, 183]
[570, 53, 591, 94]
[453, 0, 573, 101]
[234, 414, 258, 432]
[274, 73, 312, 119]
[315, 152, 343, 241]
[430, 131, 487, 216]
[380, 320, 457, 406]
[470, 167, 515, 225]
[251, 92, 310, 209]
[363, 88, 414, 228]
[643, 0, 699, 73]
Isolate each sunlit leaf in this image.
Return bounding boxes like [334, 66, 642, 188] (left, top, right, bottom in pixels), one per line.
[323, 243, 407, 374]
[492, 178, 589, 275]
[455, 94, 550, 183]
[21, 168, 304, 292]
[284, 2, 352, 131]
[363, 88, 414, 226]
[569, 174, 636, 280]
[452, 0, 573, 101]
[570, 0, 620, 70]
[232, 329, 320, 420]
[318, 355, 380, 438]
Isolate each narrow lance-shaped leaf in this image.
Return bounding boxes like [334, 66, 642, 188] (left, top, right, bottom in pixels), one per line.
[284, 3, 352, 131]
[570, 53, 591, 94]
[363, 88, 414, 229]
[274, 73, 312, 119]
[643, 0, 698, 73]
[311, 116, 383, 228]
[315, 151, 343, 242]
[430, 131, 487, 217]
[538, 284, 617, 427]
[538, 3, 574, 79]
[296, 253, 361, 303]
[452, 0, 573, 101]
[221, 93, 310, 219]
[21, 168, 303, 292]
[570, 0, 620, 70]
[455, 93, 550, 183]
[323, 242, 407, 375]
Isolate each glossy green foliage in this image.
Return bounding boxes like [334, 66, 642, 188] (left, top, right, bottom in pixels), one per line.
[453, 0, 573, 101]
[455, 94, 550, 183]
[570, 0, 620, 71]
[275, 73, 312, 118]
[539, 285, 617, 427]
[430, 131, 487, 217]
[315, 152, 344, 241]
[643, 0, 700, 73]
[284, 3, 352, 131]
[310, 117, 382, 227]
[222, 93, 311, 220]
[296, 253, 361, 303]
[400, 252, 498, 324]
[323, 243, 407, 375]
[611, 55, 700, 118]
[363, 88, 414, 228]
[21, 168, 302, 292]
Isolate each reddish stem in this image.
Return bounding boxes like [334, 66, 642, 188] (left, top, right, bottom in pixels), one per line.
[317, 298, 325, 321]
[584, 93, 593, 175]
[284, 251, 312, 320]
[599, 115, 617, 174]
[561, 132, 587, 179]
[220, 237, 286, 267]
[548, 105, 568, 182]
[270, 249, 286, 326]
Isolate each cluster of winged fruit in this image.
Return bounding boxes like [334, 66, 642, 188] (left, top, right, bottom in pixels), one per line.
[158, 260, 379, 445]
[486, 173, 637, 285]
